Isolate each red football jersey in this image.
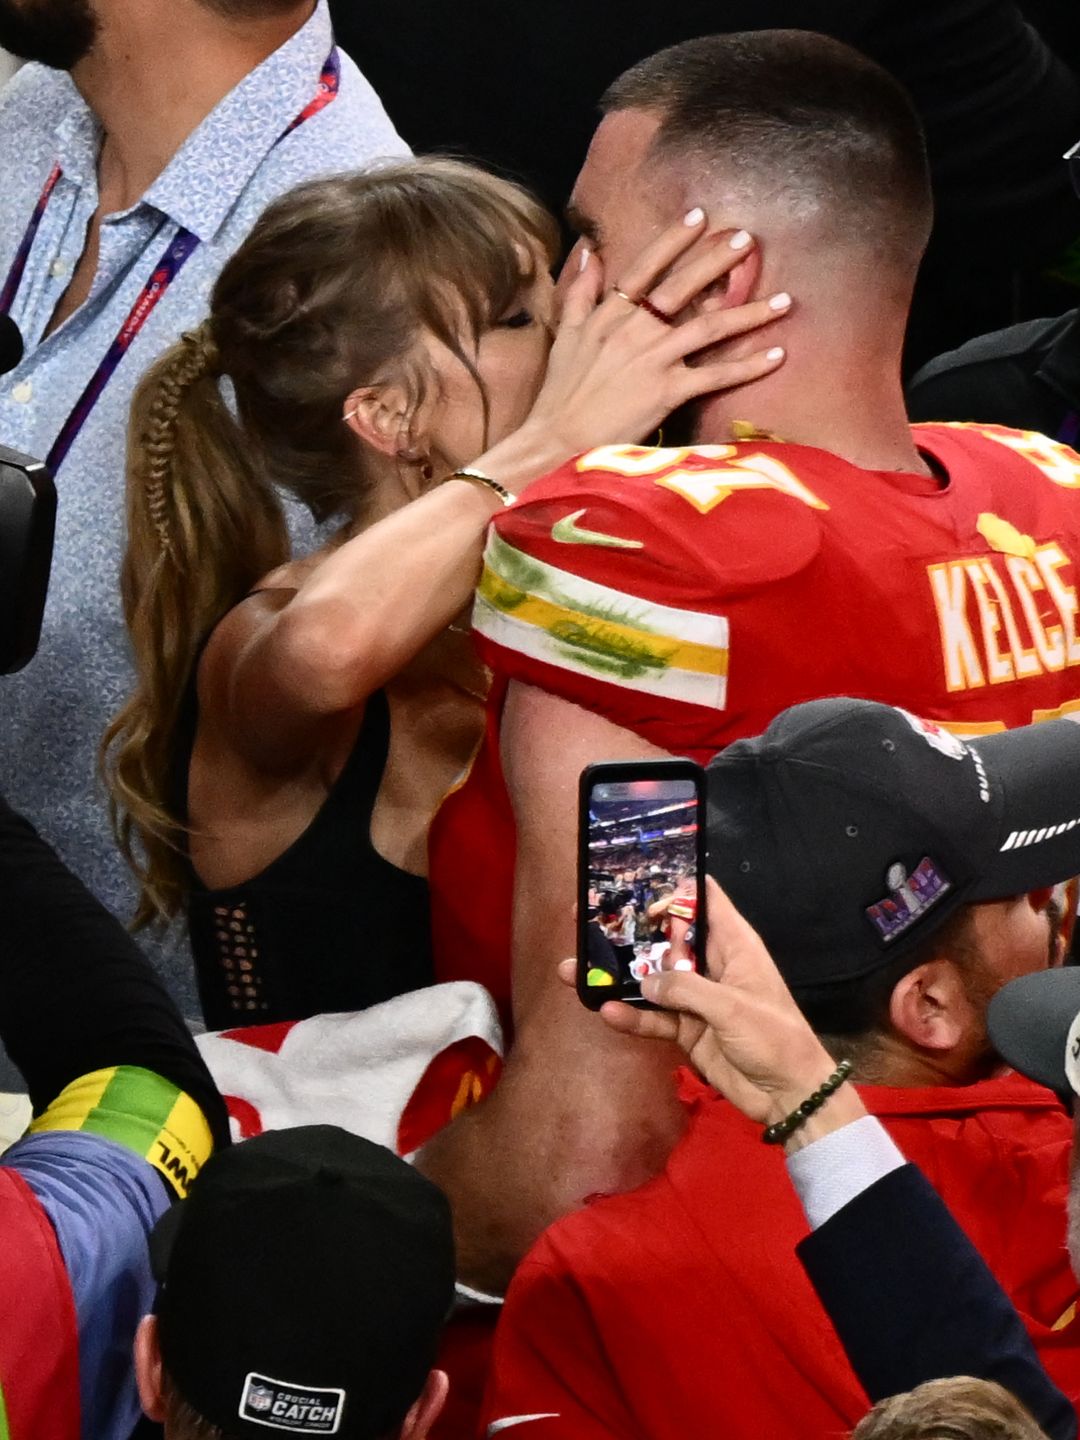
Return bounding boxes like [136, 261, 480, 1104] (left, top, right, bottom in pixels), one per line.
[431, 425, 1080, 1013]
[483, 1074, 1080, 1440]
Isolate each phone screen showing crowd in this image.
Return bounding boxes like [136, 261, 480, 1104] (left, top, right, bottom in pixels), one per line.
[583, 771, 703, 1002]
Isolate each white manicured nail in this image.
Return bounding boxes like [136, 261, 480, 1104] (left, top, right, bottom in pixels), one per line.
[730, 230, 752, 250]
[683, 207, 705, 226]
[766, 346, 786, 361]
[768, 292, 792, 310]
[673, 959, 694, 972]
[579, 246, 591, 272]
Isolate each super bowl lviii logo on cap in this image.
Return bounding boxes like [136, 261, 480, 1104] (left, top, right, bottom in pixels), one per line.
[240, 1373, 345, 1434]
[866, 858, 952, 944]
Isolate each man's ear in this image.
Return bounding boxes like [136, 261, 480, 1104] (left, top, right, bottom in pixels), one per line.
[398, 1369, 449, 1439]
[692, 235, 763, 314]
[343, 381, 414, 459]
[888, 959, 969, 1054]
[134, 1314, 167, 1423]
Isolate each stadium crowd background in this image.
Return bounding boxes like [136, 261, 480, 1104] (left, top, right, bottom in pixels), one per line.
[5, 3, 1080, 1439]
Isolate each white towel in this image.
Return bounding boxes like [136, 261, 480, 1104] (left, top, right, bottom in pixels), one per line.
[196, 981, 504, 1156]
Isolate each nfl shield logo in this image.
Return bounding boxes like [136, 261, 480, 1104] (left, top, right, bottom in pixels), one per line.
[248, 1385, 275, 1414]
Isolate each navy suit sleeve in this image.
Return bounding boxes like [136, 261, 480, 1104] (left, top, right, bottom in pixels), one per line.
[796, 1163, 1076, 1440]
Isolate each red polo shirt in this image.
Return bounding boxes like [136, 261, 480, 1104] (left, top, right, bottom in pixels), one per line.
[484, 1072, 1079, 1439]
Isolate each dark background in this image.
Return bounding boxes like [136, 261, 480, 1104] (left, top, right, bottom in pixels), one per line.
[330, 0, 1080, 370]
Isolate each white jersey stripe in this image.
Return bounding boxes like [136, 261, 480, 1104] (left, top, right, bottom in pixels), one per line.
[482, 529, 728, 648]
[474, 589, 729, 712]
[474, 531, 730, 711]
[487, 1416, 562, 1433]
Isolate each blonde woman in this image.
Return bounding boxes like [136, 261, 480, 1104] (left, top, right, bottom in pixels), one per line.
[105, 158, 788, 1028]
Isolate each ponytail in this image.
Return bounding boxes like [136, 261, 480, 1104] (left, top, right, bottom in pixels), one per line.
[103, 161, 561, 929]
[102, 325, 289, 927]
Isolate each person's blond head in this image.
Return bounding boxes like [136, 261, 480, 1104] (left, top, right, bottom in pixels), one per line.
[851, 1377, 1049, 1439]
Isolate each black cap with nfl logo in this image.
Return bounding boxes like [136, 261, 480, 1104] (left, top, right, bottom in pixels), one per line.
[705, 697, 1080, 992]
[150, 1126, 455, 1439]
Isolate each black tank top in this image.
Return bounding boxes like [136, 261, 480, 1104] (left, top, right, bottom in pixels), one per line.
[183, 690, 433, 1031]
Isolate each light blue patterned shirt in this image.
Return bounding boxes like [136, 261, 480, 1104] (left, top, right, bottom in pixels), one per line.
[0, 2, 408, 1006]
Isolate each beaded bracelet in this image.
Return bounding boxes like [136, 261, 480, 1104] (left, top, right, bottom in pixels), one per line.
[761, 1060, 853, 1145]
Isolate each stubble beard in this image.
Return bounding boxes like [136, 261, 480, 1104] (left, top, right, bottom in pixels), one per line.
[0, 0, 98, 70]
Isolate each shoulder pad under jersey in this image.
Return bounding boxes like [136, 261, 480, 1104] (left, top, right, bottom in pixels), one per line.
[495, 442, 826, 602]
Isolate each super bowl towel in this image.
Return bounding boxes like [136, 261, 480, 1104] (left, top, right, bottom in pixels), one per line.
[196, 981, 504, 1156]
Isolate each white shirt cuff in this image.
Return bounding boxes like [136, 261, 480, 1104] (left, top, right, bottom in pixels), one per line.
[786, 1114, 906, 1231]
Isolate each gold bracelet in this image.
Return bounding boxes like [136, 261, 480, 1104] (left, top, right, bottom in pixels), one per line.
[448, 467, 514, 508]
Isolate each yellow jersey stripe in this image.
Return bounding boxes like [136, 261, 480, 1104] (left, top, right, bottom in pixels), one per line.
[483, 528, 727, 645]
[475, 532, 730, 710]
[479, 565, 727, 678]
[937, 719, 1007, 737]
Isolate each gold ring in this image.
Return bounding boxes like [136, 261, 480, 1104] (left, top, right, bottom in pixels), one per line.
[611, 286, 675, 326]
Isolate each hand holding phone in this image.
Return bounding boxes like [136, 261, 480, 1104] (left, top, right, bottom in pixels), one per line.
[591, 878, 863, 1142]
[576, 760, 708, 1010]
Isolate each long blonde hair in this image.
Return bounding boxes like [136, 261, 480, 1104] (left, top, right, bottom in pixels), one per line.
[104, 159, 558, 928]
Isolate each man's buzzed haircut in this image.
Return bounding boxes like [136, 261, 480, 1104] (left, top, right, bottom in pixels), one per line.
[602, 30, 933, 271]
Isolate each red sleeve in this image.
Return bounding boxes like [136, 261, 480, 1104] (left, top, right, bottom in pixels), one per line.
[472, 443, 823, 757]
[483, 1246, 646, 1439]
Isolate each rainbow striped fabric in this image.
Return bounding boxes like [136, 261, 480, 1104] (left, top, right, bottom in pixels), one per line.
[30, 1066, 213, 1198]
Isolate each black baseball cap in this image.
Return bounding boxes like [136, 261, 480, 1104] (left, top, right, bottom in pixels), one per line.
[151, 1126, 455, 1439]
[706, 698, 1080, 992]
[987, 967, 1080, 1104]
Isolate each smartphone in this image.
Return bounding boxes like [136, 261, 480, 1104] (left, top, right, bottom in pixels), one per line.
[577, 759, 708, 1010]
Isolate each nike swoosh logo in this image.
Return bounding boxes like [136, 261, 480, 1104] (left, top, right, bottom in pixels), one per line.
[551, 509, 643, 550]
[487, 1416, 561, 1433]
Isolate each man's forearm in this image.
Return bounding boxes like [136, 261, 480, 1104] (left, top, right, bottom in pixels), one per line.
[417, 1093, 542, 1296]
[418, 1032, 686, 1294]
[0, 794, 228, 1145]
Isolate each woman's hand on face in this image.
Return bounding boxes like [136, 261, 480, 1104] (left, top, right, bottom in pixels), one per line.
[522, 211, 791, 458]
[557, 878, 839, 1128]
